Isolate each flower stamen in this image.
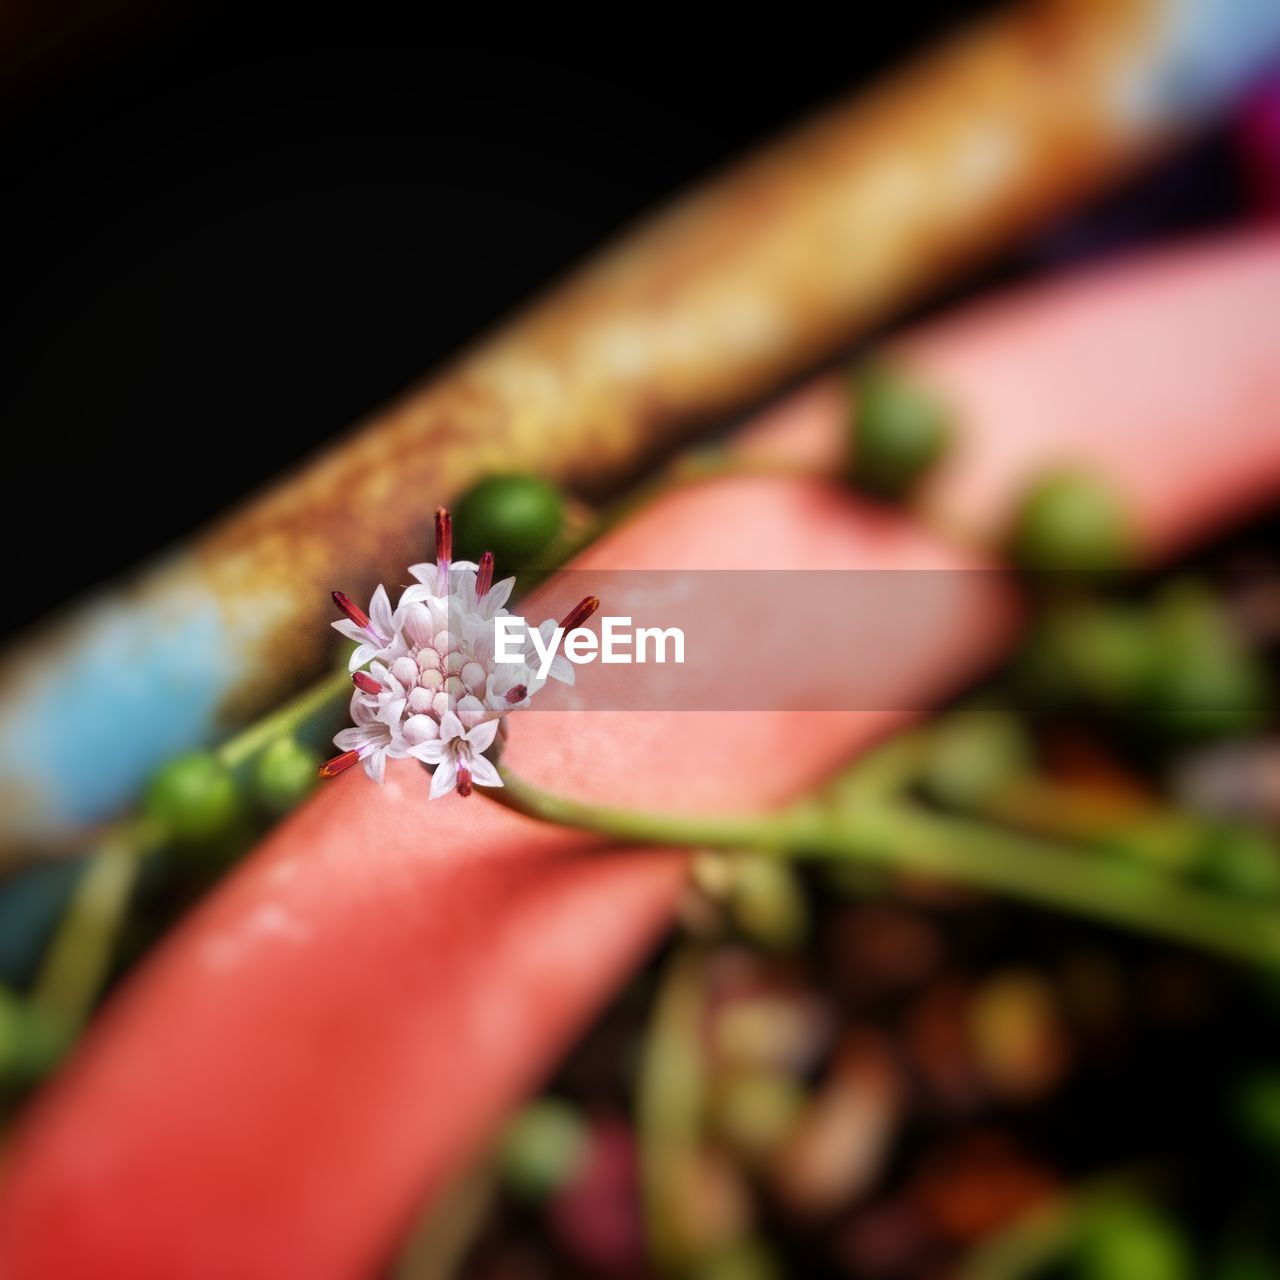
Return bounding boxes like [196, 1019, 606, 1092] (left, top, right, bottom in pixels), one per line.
[476, 550, 494, 599]
[333, 590, 386, 643]
[435, 507, 452, 594]
[560, 595, 600, 632]
[352, 671, 381, 695]
[319, 749, 360, 778]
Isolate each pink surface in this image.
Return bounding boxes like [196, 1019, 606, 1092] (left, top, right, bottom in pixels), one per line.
[0, 480, 1006, 1280]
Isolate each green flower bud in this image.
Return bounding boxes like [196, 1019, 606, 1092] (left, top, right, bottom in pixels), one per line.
[919, 708, 1031, 809]
[1006, 470, 1135, 574]
[144, 752, 240, 842]
[453, 474, 565, 570]
[254, 737, 321, 816]
[1037, 604, 1154, 713]
[498, 1098, 588, 1200]
[729, 855, 809, 951]
[847, 364, 953, 501]
[0, 988, 71, 1083]
[1137, 587, 1269, 742]
[710, 1072, 805, 1163]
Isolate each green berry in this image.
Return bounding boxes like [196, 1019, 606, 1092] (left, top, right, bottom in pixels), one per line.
[452, 474, 564, 570]
[920, 708, 1031, 808]
[498, 1098, 588, 1200]
[1006, 470, 1135, 574]
[254, 737, 321, 816]
[0, 988, 70, 1083]
[710, 1072, 805, 1162]
[144, 752, 240, 842]
[729, 855, 809, 951]
[1197, 825, 1280, 901]
[1075, 1202, 1193, 1280]
[847, 364, 953, 501]
[1137, 590, 1269, 742]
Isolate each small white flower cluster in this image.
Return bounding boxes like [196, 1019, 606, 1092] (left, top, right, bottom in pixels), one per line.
[323, 508, 586, 799]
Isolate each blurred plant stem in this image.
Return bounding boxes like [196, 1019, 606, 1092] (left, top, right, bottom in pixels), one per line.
[491, 754, 1280, 973]
[30, 817, 160, 1032]
[216, 667, 350, 770]
[392, 1158, 497, 1280]
[637, 944, 710, 1273]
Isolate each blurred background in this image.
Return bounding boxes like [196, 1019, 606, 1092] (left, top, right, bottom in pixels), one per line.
[4, 4, 1280, 1279]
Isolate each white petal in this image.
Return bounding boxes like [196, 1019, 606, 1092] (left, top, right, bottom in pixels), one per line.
[400, 604, 435, 648]
[409, 739, 447, 764]
[331, 619, 366, 644]
[438, 709, 465, 741]
[348, 643, 376, 672]
[364, 749, 387, 785]
[379, 697, 407, 726]
[398, 583, 435, 608]
[369, 585, 394, 635]
[468, 754, 502, 788]
[486, 578, 516, 612]
[466, 717, 500, 754]
[549, 655, 575, 685]
[428, 758, 457, 799]
[349, 692, 378, 725]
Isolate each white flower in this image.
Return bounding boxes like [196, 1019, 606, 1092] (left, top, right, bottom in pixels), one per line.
[322, 506, 597, 799]
[330, 692, 402, 784]
[330, 586, 397, 671]
[409, 710, 502, 798]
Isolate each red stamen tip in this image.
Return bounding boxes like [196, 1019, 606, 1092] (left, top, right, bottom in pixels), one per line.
[476, 551, 494, 598]
[332, 591, 371, 630]
[504, 684, 527, 704]
[352, 671, 380, 695]
[457, 761, 473, 797]
[319, 749, 360, 779]
[560, 595, 600, 632]
[434, 507, 453, 563]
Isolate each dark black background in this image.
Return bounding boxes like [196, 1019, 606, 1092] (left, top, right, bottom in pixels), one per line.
[2, 3, 1001, 639]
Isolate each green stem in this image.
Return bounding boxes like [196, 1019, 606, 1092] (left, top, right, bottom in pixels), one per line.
[490, 769, 1280, 972]
[30, 818, 159, 1030]
[495, 767, 791, 851]
[218, 667, 351, 769]
[637, 944, 710, 1273]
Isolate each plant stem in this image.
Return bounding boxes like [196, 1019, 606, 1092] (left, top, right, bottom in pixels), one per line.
[490, 769, 1280, 972]
[30, 818, 159, 1031]
[218, 667, 351, 769]
[637, 944, 709, 1272]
